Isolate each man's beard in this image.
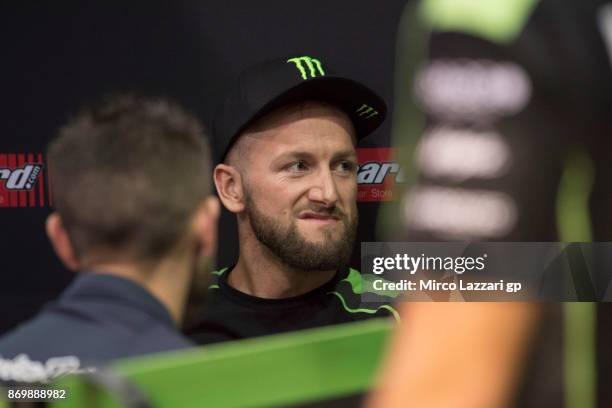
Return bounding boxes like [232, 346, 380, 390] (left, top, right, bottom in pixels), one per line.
[182, 250, 215, 330]
[245, 193, 358, 272]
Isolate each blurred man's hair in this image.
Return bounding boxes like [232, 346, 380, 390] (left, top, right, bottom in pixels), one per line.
[47, 94, 212, 264]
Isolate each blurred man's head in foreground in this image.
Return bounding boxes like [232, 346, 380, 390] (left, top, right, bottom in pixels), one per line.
[46, 95, 218, 280]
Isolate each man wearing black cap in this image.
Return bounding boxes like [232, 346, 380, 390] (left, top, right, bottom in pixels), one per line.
[188, 55, 398, 345]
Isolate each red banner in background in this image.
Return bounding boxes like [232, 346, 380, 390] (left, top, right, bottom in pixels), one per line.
[357, 148, 404, 202]
[0, 153, 46, 208]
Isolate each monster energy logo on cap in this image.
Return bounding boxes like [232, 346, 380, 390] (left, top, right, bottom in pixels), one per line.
[356, 103, 379, 119]
[286, 56, 325, 80]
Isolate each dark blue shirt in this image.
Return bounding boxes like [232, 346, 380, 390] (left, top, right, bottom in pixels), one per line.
[0, 273, 192, 382]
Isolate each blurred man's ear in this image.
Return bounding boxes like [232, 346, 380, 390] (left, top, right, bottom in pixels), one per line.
[193, 196, 221, 257]
[213, 164, 246, 213]
[46, 213, 80, 271]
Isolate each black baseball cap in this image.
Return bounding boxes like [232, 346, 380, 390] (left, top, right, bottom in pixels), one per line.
[213, 55, 387, 163]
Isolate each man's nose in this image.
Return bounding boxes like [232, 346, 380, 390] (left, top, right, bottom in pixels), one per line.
[307, 170, 339, 206]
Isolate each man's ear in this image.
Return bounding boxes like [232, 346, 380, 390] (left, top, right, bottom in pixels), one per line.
[193, 196, 220, 257]
[46, 213, 80, 271]
[213, 164, 246, 213]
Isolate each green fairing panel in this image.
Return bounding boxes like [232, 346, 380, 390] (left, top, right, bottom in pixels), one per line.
[51, 319, 393, 408]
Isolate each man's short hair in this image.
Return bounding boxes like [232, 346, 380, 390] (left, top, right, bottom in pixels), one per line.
[47, 94, 212, 264]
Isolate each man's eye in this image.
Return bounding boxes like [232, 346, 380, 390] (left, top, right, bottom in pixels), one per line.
[335, 160, 357, 173]
[286, 160, 308, 172]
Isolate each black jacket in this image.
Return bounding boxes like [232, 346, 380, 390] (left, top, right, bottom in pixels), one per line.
[0, 273, 192, 383]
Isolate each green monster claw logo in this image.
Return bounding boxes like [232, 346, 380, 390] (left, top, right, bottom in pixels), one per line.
[286, 56, 325, 80]
[356, 103, 379, 119]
